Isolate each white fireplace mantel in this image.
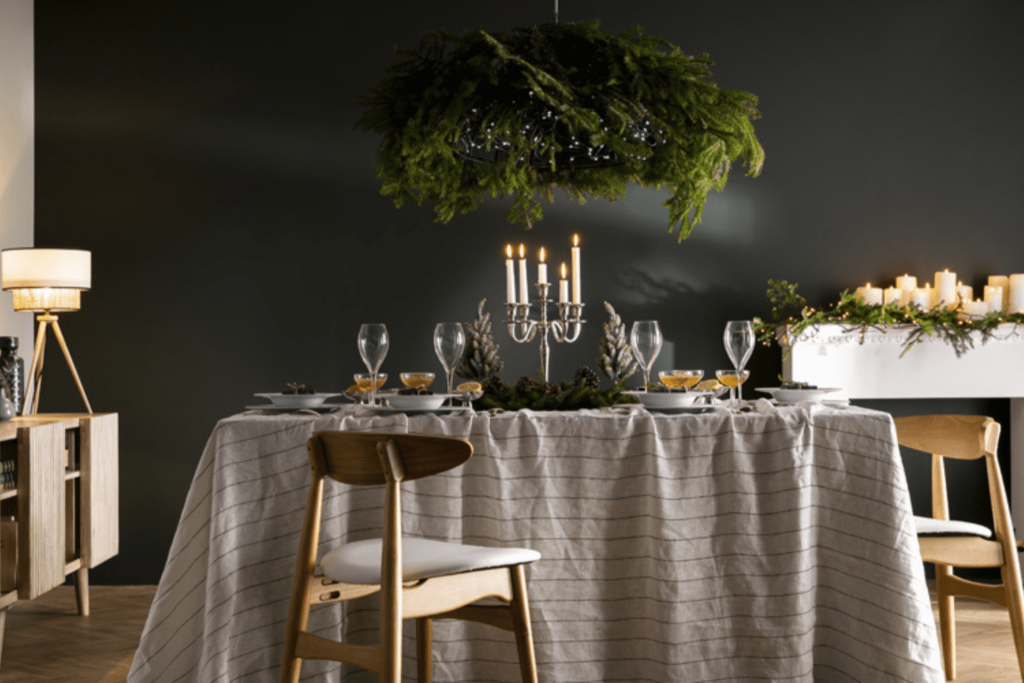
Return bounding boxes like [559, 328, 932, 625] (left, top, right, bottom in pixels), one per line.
[780, 323, 1024, 529]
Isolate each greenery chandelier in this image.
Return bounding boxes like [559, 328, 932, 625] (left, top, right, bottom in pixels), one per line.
[357, 21, 765, 240]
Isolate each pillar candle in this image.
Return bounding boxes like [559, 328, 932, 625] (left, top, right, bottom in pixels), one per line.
[956, 282, 973, 305]
[883, 287, 902, 305]
[559, 263, 569, 303]
[960, 299, 989, 319]
[855, 283, 883, 306]
[505, 245, 516, 305]
[934, 269, 957, 310]
[537, 247, 548, 285]
[989, 274, 1009, 292]
[910, 284, 932, 310]
[518, 244, 529, 307]
[984, 285, 1003, 313]
[1009, 274, 1024, 313]
[571, 234, 581, 305]
[896, 274, 917, 306]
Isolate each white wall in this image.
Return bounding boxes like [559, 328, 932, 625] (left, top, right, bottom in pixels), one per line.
[0, 0, 36, 349]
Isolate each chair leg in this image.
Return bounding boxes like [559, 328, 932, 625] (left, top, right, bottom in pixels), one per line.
[509, 565, 539, 683]
[417, 618, 433, 683]
[1001, 561, 1024, 681]
[936, 564, 956, 680]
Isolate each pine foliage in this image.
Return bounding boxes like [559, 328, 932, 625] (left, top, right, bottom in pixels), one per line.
[597, 301, 638, 382]
[457, 298, 504, 380]
[357, 21, 764, 241]
[475, 371, 633, 412]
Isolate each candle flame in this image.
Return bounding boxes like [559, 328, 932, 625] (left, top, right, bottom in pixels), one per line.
[539, 247, 546, 263]
[561, 262, 567, 279]
[573, 234, 580, 247]
[506, 244, 513, 258]
[518, 244, 525, 258]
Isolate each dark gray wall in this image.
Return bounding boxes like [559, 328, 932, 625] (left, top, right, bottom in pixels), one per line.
[31, 0, 1023, 584]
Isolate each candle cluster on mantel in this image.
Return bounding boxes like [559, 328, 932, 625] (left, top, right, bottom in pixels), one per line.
[505, 234, 582, 305]
[855, 269, 1024, 317]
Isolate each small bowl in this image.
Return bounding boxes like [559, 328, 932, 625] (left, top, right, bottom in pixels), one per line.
[758, 387, 841, 404]
[400, 372, 435, 390]
[386, 393, 449, 410]
[255, 393, 340, 409]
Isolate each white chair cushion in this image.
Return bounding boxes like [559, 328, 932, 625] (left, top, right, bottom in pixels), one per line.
[321, 537, 542, 585]
[914, 515, 992, 538]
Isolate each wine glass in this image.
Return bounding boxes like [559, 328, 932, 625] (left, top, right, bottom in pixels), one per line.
[630, 320, 663, 391]
[723, 320, 754, 403]
[434, 323, 466, 398]
[357, 323, 389, 405]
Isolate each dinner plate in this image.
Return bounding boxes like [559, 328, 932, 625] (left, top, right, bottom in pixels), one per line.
[648, 405, 723, 415]
[755, 387, 842, 404]
[385, 393, 459, 410]
[254, 392, 342, 408]
[366, 405, 474, 416]
[245, 404, 341, 413]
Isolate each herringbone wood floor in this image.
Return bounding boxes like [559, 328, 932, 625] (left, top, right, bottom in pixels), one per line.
[0, 584, 1020, 681]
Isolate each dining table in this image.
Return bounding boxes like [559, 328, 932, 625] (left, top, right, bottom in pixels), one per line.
[128, 400, 944, 683]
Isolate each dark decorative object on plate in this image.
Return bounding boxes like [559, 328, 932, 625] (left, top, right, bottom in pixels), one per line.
[283, 383, 315, 395]
[0, 337, 24, 416]
[458, 298, 503, 381]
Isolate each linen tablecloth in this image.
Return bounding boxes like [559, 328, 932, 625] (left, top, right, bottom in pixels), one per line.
[128, 405, 943, 682]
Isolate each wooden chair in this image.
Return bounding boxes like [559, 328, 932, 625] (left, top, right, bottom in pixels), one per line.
[280, 431, 541, 683]
[894, 415, 1024, 680]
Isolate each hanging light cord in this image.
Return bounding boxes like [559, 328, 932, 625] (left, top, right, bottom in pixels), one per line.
[554, 0, 559, 24]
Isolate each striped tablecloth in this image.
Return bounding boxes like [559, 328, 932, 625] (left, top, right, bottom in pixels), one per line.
[128, 404, 943, 682]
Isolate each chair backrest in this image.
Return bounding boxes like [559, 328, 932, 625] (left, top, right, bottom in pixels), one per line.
[893, 414, 998, 461]
[307, 431, 473, 485]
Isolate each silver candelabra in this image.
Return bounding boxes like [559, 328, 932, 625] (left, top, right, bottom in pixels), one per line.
[504, 282, 585, 383]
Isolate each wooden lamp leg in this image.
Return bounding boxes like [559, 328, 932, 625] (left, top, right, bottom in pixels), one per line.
[22, 317, 49, 415]
[50, 319, 92, 414]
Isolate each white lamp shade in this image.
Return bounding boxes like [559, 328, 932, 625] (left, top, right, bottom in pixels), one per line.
[1, 248, 91, 290]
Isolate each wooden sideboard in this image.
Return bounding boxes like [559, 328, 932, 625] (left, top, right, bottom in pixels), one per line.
[0, 413, 119, 668]
[780, 323, 1024, 529]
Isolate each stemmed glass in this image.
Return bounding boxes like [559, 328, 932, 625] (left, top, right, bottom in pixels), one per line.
[723, 320, 754, 404]
[434, 323, 466, 399]
[630, 320, 663, 391]
[357, 323, 389, 405]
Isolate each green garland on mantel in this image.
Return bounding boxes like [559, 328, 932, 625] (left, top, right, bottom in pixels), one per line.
[753, 279, 1024, 358]
[357, 21, 764, 240]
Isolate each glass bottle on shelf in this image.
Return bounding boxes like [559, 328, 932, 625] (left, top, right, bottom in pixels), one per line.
[0, 337, 23, 416]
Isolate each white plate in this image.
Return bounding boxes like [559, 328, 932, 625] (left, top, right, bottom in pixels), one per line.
[648, 405, 724, 415]
[254, 392, 342, 409]
[385, 393, 458, 410]
[622, 390, 711, 408]
[246, 404, 340, 413]
[755, 387, 842, 404]
[367, 405, 473, 416]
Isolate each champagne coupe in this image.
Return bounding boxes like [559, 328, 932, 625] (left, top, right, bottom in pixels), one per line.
[723, 320, 755, 403]
[716, 369, 750, 406]
[357, 323, 389, 405]
[434, 323, 466, 399]
[659, 369, 703, 392]
[630, 320, 663, 391]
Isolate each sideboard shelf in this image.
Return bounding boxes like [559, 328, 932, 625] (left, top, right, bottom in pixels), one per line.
[780, 323, 1024, 528]
[0, 413, 118, 670]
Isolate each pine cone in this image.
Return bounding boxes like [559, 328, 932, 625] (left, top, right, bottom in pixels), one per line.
[574, 366, 601, 390]
[597, 301, 638, 383]
[515, 376, 535, 395]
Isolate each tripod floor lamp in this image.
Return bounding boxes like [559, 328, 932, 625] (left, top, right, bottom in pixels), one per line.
[1, 248, 92, 415]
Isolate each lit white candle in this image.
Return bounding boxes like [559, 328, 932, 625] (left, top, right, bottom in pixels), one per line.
[956, 281, 973, 305]
[934, 269, 957, 310]
[505, 244, 516, 305]
[559, 262, 569, 303]
[518, 244, 529, 307]
[989, 274, 1009, 291]
[571, 233, 581, 305]
[896, 274, 917, 306]
[984, 285, 1003, 313]
[1009, 274, 1024, 313]
[960, 299, 989, 320]
[537, 247, 548, 285]
[910, 284, 932, 310]
[883, 286, 901, 305]
[855, 283, 883, 306]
